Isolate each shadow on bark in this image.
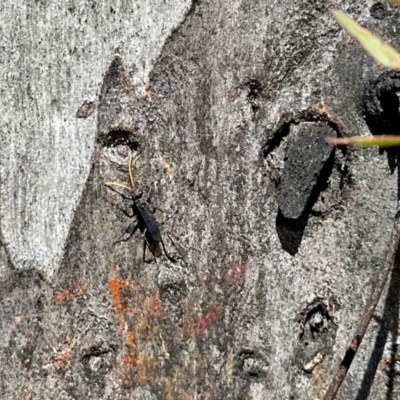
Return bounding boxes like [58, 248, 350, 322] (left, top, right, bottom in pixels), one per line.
[353, 143, 400, 399]
[276, 149, 335, 256]
[358, 70, 400, 398]
[354, 249, 400, 400]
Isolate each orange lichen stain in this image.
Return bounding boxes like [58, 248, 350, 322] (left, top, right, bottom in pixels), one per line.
[107, 277, 130, 331]
[52, 350, 71, 370]
[191, 305, 224, 339]
[54, 290, 78, 304]
[145, 290, 164, 319]
[222, 261, 250, 287]
[120, 331, 138, 370]
[55, 290, 70, 304]
[54, 279, 86, 304]
[126, 331, 135, 348]
[106, 270, 178, 391]
[121, 353, 136, 368]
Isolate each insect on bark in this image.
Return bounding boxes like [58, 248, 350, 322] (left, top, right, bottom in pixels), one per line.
[105, 155, 181, 263]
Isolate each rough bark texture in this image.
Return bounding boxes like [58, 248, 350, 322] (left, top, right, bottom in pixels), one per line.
[1, 1, 400, 399]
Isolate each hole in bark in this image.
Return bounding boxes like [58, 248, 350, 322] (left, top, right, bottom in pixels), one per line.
[364, 71, 400, 136]
[292, 298, 338, 379]
[81, 343, 112, 361]
[102, 129, 140, 151]
[370, 2, 386, 19]
[81, 342, 115, 382]
[363, 71, 400, 184]
[234, 349, 269, 382]
[297, 299, 334, 342]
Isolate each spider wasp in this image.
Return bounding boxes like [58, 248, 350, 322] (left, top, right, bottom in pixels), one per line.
[105, 155, 183, 263]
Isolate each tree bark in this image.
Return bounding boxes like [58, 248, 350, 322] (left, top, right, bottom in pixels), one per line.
[1, 1, 399, 399]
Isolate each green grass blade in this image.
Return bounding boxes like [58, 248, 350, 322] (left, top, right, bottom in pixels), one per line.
[327, 135, 400, 148]
[332, 9, 400, 70]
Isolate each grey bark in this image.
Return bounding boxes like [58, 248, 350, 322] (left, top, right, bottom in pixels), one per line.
[0, 1, 399, 399]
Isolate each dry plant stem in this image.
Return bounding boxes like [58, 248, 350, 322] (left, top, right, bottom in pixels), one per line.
[323, 214, 400, 400]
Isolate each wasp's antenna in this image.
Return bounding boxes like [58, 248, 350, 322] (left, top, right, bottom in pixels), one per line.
[105, 153, 137, 193]
[104, 181, 132, 192]
[128, 154, 135, 191]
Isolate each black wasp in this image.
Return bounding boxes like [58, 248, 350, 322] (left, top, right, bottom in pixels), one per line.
[106, 155, 182, 263]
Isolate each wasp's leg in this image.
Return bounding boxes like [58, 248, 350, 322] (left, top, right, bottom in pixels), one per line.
[114, 221, 139, 245]
[118, 205, 135, 218]
[155, 209, 178, 226]
[143, 237, 149, 263]
[165, 233, 188, 265]
[159, 237, 180, 264]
